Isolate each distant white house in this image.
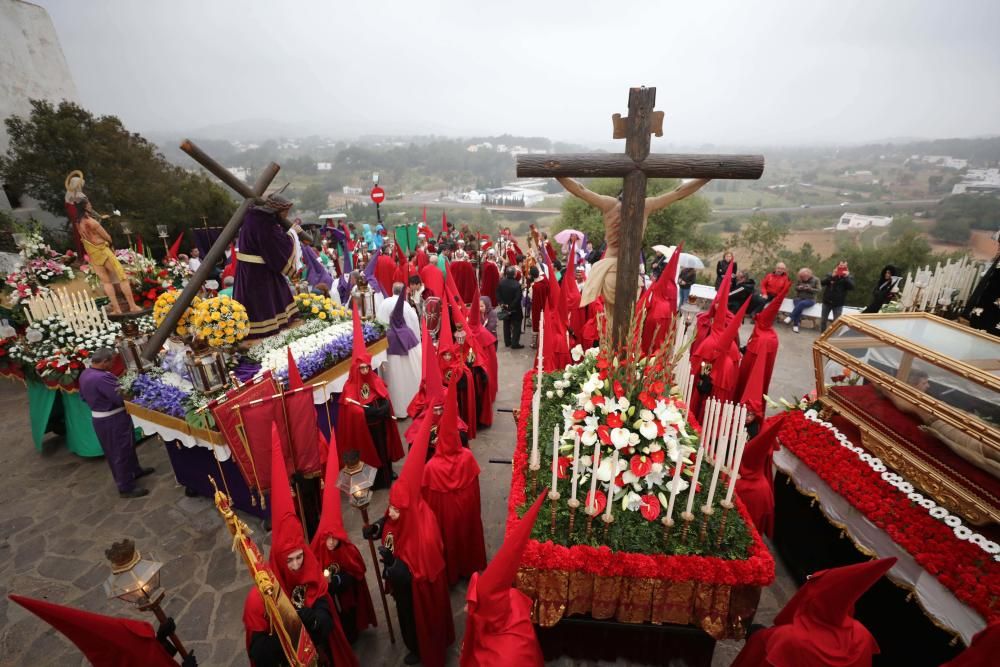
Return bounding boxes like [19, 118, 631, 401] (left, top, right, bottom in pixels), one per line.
[920, 155, 969, 170]
[316, 162, 332, 171]
[485, 186, 547, 207]
[227, 166, 249, 182]
[342, 186, 364, 195]
[836, 212, 893, 231]
[460, 190, 487, 203]
[952, 168, 1000, 195]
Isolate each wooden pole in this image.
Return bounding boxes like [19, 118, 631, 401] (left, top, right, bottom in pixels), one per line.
[516, 153, 764, 180]
[142, 160, 279, 359]
[359, 506, 396, 644]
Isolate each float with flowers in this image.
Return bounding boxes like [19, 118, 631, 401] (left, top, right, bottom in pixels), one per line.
[118, 288, 386, 513]
[507, 315, 774, 644]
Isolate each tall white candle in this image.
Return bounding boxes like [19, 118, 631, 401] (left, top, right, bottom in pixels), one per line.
[704, 422, 730, 512]
[24, 307, 33, 326]
[725, 425, 750, 504]
[570, 432, 581, 502]
[666, 457, 684, 522]
[685, 435, 707, 515]
[717, 402, 733, 464]
[551, 426, 560, 491]
[604, 450, 619, 520]
[728, 405, 747, 472]
[703, 398, 719, 461]
[530, 393, 540, 468]
[587, 442, 601, 513]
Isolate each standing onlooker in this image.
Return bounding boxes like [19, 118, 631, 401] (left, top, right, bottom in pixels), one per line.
[678, 266, 697, 305]
[480, 295, 498, 348]
[820, 260, 854, 332]
[188, 247, 202, 272]
[784, 268, 820, 333]
[79, 348, 154, 498]
[863, 265, 900, 313]
[728, 270, 760, 315]
[716, 251, 737, 288]
[496, 267, 524, 349]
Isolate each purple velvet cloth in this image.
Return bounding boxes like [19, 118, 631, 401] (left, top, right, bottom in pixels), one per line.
[234, 208, 296, 339]
[363, 253, 383, 296]
[337, 275, 351, 304]
[79, 368, 142, 493]
[233, 359, 263, 383]
[302, 243, 333, 289]
[387, 291, 419, 355]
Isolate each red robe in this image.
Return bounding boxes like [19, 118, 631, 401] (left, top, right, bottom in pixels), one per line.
[480, 261, 501, 304]
[374, 254, 396, 295]
[530, 278, 548, 332]
[460, 587, 543, 667]
[337, 366, 405, 469]
[312, 540, 378, 636]
[421, 382, 487, 585]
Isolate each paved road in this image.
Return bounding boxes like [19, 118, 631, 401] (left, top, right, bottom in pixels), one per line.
[714, 198, 940, 216]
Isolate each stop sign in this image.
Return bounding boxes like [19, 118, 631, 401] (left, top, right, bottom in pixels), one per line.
[370, 186, 385, 204]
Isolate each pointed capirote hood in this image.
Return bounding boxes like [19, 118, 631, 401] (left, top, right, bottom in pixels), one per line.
[434, 377, 464, 457]
[420, 320, 446, 408]
[775, 557, 897, 628]
[389, 405, 432, 512]
[438, 289, 456, 352]
[466, 490, 548, 623]
[351, 302, 371, 365]
[269, 422, 305, 566]
[754, 282, 790, 331]
[738, 412, 787, 480]
[9, 595, 177, 667]
[698, 292, 750, 363]
[738, 346, 769, 420]
[313, 432, 348, 545]
[389, 286, 419, 353]
[654, 242, 683, 302]
[710, 260, 735, 329]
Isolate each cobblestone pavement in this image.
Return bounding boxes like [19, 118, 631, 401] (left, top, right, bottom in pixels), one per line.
[0, 322, 814, 666]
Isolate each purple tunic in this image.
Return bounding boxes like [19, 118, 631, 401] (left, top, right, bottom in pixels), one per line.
[302, 244, 333, 289]
[234, 208, 298, 339]
[79, 368, 142, 493]
[388, 290, 419, 355]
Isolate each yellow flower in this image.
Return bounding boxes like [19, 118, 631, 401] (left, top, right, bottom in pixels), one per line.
[302, 299, 311, 307]
[176, 325, 188, 336]
[200, 327, 212, 338]
[211, 311, 221, 321]
[220, 305, 230, 314]
[225, 327, 235, 335]
[225, 335, 235, 344]
[318, 311, 327, 320]
[311, 307, 319, 314]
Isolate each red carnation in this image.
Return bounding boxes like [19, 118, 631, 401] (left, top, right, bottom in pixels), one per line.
[69, 361, 80, 369]
[79, 349, 89, 357]
[639, 494, 661, 521]
[630, 455, 652, 478]
[651, 380, 665, 395]
[572, 409, 587, 421]
[613, 380, 625, 398]
[591, 395, 605, 406]
[649, 449, 665, 464]
[606, 412, 623, 428]
[596, 356, 609, 370]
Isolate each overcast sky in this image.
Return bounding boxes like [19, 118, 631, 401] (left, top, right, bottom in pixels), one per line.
[38, 0, 1000, 147]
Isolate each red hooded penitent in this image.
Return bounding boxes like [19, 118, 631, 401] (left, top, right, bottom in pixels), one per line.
[732, 557, 897, 667]
[459, 490, 547, 667]
[384, 408, 455, 667]
[422, 378, 487, 585]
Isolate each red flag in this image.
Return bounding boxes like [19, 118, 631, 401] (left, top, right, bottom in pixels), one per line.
[208, 373, 279, 494]
[286, 347, 304, 390]
[283, 389, 325, 476]
[135, 236, 144, 255]
[167, 231, 184, 260]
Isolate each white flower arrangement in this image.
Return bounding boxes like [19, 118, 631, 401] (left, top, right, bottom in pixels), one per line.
[257, 321, 354, 377]
[801, 409, 1000, 561]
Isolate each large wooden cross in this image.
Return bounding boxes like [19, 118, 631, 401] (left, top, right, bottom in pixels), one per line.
[141, 142, 281, 359]
[517, 86, 764, 343]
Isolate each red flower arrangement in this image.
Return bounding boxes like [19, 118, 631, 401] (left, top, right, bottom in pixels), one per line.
[778, 410, 1000, 623]
[507, 370, 775, 586]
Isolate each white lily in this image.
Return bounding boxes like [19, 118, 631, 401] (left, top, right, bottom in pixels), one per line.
[610, 428, 631, 449]
[638, 420, 659, 440]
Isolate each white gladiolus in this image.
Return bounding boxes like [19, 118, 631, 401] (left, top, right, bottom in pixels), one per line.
[639, 409, 655, 422]
[596, 457, 616, 482]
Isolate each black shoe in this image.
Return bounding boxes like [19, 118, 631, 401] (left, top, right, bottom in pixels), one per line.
[119, 488, 150, 499]
[511, 344, 524, 349]
[404, 653, 420, 665]
[136, 466, 155, 479]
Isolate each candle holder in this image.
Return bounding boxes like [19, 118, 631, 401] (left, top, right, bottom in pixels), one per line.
[585, 506, 597, 542]
[601, 514, 614, 542]
[698, 505, 714, 545]
[680, 511, 695, 544]
[566, 498, 580, 537]
[548, 490, 560, 536]
[714, 500, 734, 551]
[529, 463, 540, 497]
[661, 515, 675, 548]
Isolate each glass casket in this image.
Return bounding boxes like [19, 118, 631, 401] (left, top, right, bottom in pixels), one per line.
[813, 313, 1000, 525]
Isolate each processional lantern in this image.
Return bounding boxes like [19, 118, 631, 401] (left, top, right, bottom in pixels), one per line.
[336, 458, 378, 509]
[184, 347, 228, 393]
[353, 279, 376, 320]
[118, 319, 157, 373]
[104, 539, 190, 660]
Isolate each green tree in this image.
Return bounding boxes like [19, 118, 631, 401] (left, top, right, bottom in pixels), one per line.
[553, 177, 713, 253]
[736, 214, 788, 276]
[779, 242, 823, 273]
[298, 182, 329, 212]
[932, 217, 972, 244]
[0, 100, 235, 255]
[887, 214, 918, 240]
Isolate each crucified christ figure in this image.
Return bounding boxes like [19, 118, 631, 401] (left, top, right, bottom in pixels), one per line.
[556, 176, 710, 317]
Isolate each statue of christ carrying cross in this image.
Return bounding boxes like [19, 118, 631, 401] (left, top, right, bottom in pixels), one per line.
[557, 176, 710, 313]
